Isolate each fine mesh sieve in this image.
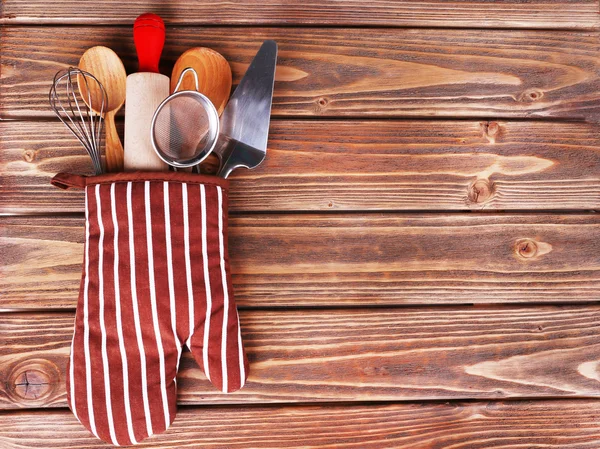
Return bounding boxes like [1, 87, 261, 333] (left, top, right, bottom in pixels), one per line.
[151, 67, 220, 168]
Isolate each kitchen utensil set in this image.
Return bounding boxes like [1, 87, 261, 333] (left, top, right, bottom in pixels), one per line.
[50, 13, 277, 178]
[48, 13, 278, 447]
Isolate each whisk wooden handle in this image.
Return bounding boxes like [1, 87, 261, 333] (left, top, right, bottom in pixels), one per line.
[123, 72, 170, 171]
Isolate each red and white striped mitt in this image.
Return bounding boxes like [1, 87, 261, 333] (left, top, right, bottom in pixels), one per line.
[52, 172, 249, 446]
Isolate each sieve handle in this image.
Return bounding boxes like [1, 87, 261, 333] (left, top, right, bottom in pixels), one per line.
[173, 67, 199, 93]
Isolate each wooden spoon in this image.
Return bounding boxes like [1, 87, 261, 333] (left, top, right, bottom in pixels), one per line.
[171, 47, 232, 115]
[79, 46, 127, 172]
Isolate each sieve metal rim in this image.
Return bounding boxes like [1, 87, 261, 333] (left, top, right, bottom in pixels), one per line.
[150, 89, 220, 168]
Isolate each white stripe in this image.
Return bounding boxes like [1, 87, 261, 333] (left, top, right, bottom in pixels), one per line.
[96, 185, 118, 446]
[164, 182, 182, 357]
[201, 185, 212, 382]
[111, 184, 137, 445]
[217, 186, 229, 392]
[68, 328, 77, 420]
[83, 186, 98, 438]
[127, 182, 153, 437]
[237, 314, 246, 389]
[182, 184, 194, 348]
[145, 181, 170, 428]
[69, 186, 87, 421]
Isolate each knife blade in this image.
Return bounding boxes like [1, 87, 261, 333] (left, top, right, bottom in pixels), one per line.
[212, 40, 278, 178]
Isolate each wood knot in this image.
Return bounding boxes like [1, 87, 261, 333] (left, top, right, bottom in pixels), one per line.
[482, 121, 501, 143]
[515, 238, 553, 260]
[317, 97, 329, 107]
[6, 359, 60, 404]
[487, 121, 499, 137]
[468, 178, 495, 204]
[22, 149, 36, 163]
[519, 89, 544, 103]
[516, 238, 538, 258]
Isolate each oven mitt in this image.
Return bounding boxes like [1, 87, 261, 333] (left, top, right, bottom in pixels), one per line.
[51, 172, 249, 446]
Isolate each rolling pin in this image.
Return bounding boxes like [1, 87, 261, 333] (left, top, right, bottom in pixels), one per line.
[124, 13, 169, 171]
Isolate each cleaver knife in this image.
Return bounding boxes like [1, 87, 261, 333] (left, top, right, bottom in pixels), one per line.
[211, 40, 278, 178]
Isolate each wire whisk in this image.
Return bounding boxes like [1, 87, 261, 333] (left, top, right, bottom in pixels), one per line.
[49, 67, 107, 175]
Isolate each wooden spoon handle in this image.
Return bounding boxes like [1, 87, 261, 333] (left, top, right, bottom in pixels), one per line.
[104, 110, 124, 172]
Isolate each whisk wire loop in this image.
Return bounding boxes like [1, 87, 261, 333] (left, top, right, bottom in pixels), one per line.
[49, 67, 107, 175]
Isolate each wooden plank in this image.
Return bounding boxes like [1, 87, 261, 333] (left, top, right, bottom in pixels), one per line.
[2, 214, 599, 309]
[2, 120, 600, 214]
[1, 307, 599, 410]
[2, 0, 599, 29]
[2, 27, 599, 120]
[1, 401, 599, 448]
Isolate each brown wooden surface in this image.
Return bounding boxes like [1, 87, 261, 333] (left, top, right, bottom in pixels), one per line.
[2, 307, 599, 410]
[2, 0, 599, 29]
[2, 120, 600, 214]
[2, 401, 600, 448]
[2, 0, 599, 446]
[2, 27, 600, 120]
[2, 214, 600, 310]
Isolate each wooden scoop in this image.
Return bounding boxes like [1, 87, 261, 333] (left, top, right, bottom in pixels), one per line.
[79, 46, 127, 172]
[171, 47, 232, 115]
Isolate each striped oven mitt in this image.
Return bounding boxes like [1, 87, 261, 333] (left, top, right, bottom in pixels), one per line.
[51, 171, 249, 446]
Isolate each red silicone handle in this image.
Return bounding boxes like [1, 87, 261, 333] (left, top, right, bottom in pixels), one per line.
[133, 13, 165, 73]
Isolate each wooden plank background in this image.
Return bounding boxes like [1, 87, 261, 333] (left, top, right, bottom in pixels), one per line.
[2, 214, 600, 309]
[2, 401, 599, 448]
[2, 0, 599, 28]
[2, 27, 600, 120]
[2, 120, 600, 214]
[1, 0, 599, 447]
[1, 308, 599, 410]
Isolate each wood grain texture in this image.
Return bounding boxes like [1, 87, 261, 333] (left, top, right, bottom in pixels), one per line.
[0, 120, 600, 213]
[2, 120, 600, 214]
[2, 27, 600, 120]
[2, 214, 600, 310]
[2, 0, 599, 29]
[1, 401, 600, 448]
[1, 307, 599, 410]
